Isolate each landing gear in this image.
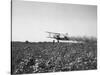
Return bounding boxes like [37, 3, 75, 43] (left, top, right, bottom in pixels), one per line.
[57, 40, 59, 43]
[52, 39, 59, 45]
[52, 40, 59, 44]
[53, 40, 55, 44]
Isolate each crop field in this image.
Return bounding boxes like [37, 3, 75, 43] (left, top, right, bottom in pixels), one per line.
[11, 39, 97, 74]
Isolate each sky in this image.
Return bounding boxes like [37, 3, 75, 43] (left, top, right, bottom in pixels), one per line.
[12, 0, 97, 42]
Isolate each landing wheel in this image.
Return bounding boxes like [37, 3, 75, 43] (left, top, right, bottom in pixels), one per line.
[53, 40, 55, 44]
[57, 40, 59, 43]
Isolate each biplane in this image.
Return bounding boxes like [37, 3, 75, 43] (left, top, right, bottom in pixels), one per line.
[46, 31, 69, 42]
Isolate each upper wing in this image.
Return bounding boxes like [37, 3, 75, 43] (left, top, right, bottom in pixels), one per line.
[46, 31, 60, 35]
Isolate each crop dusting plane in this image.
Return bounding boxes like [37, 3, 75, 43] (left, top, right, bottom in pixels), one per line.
[46, 31, 69, 43]
[46, 31, 84, 43]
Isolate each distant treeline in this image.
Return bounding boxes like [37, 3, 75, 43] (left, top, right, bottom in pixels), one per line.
[11, 36, 97, 43]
